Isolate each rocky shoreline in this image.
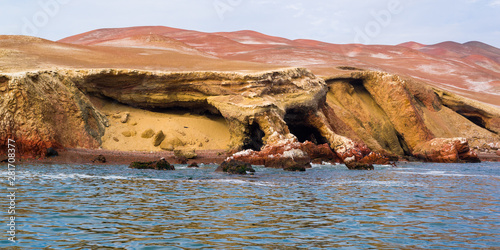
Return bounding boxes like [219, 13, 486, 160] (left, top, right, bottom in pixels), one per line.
[15, 148, 228, 166]
[8, 146, 498, 170]
[2, 68, 497, 166]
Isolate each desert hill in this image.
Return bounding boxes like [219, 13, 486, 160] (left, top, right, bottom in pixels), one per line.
[60, 26, 500, 107]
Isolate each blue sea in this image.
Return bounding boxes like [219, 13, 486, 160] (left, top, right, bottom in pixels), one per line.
[1, 162, 499, 249]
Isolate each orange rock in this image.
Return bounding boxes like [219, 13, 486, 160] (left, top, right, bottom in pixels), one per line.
[299, 141, 340, 164]
[359, 152, 390, 165]
[413, 138, 480, 163]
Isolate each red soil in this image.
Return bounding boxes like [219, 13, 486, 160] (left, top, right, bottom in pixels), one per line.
[57, 26, 500, 106]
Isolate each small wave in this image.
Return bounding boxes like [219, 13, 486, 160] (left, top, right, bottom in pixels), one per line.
[395, 171, 494, 177]
[311, 163, 342, 168]
[41, 173, 130, 180]
[329, 180, 426, 187]
[187, 179, 279, 187]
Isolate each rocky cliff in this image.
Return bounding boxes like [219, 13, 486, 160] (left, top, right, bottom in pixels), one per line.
[2, 67, 496, 163]
[0, 68, 329, 158]
[323, 71, 499, 162]
[0, 71, 108, 158]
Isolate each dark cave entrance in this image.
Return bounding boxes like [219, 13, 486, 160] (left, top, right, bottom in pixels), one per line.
[243, 122, 265, 151]
[462, 115, 488, 130]
[284, 109, 329, 145]
[143, 101, 224, 118]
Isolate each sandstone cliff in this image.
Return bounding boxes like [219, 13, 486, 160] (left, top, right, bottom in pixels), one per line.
[0, 71, 108, 158]
[0, 68, 329, 157]
[323, 71, 499, 162]
[1, 67, 497, 163]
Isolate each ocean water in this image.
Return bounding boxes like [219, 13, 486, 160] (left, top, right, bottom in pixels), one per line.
[1, 162, 499, 249]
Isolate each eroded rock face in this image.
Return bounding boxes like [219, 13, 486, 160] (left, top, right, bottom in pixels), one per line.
[0, 68, 327, 157]
[69, 68, 328, 152]
[436, 90, 500, 135]
[1, 68, 496, 165]
[324, 71, 499, 162]
[0, 71, 109, 158]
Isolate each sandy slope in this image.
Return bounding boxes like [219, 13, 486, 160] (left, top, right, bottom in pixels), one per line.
[0, 35, 281, 74]
[92, 98, 231, 152]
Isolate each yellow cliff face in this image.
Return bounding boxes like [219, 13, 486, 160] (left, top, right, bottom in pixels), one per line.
[323, 71, 500, 159]
[0, 67, 497, 162]
[0, 68, 333, 156]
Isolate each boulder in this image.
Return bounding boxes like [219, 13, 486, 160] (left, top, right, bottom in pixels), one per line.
[46, 147, 59, 157]
[92, 154, 106, 163]
[153, 130, 166, 147]
[160, 135, 185, 151]
[129, 159, 175, 170]
[216, 160, 255, 175]
[141, 129, 155, 139]
[299, 141, 340, 164]
[120, 112, 130, 123]
[176, 157, 188, 164]
[265, 157, 308, 171]
[188, 162, 199, 168]
[174, 149, 197, 159]
[122, 130, 136, 137]
[358, 152, 390, 165]
[346, 162, 374, 170]
[413, 138, 480, 163]
[230, 140, 312, 171]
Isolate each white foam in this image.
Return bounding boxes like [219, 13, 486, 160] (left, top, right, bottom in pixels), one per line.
[39, 173, 130, 180]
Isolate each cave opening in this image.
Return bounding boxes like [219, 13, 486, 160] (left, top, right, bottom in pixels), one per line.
[462, 115, 488, 130]
[284, 109, 329, 145]
[89, 93, 225, 118]
[243, 122, 265, 151]
[144, 102, 224, 118]
[395, 131, 411, 156]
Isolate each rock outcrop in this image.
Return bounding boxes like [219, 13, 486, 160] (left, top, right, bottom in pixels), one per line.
[323, 71, 500, 162]
[216, 160, 255, 175]
[91, 154, 107, 164]
[413, 138, 480, 163]
[0, 67, 497, 164]
[2, 68, 358, 161]
[129, 159, 175, 170]
[0, 71, 109, 158]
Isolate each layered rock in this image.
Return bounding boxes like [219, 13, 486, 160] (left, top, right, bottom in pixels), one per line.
[324, 71, 500, 161]
[1, 68, 346, 160]
[0, 71, 109, 158]
[0, 67, 497, 164]
[435, 90, 500, 135]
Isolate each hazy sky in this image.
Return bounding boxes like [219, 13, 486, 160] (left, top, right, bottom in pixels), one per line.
[1, 0, 500, 47]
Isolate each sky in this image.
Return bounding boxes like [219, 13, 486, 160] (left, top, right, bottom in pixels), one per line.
[1, 0, 500, 47]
